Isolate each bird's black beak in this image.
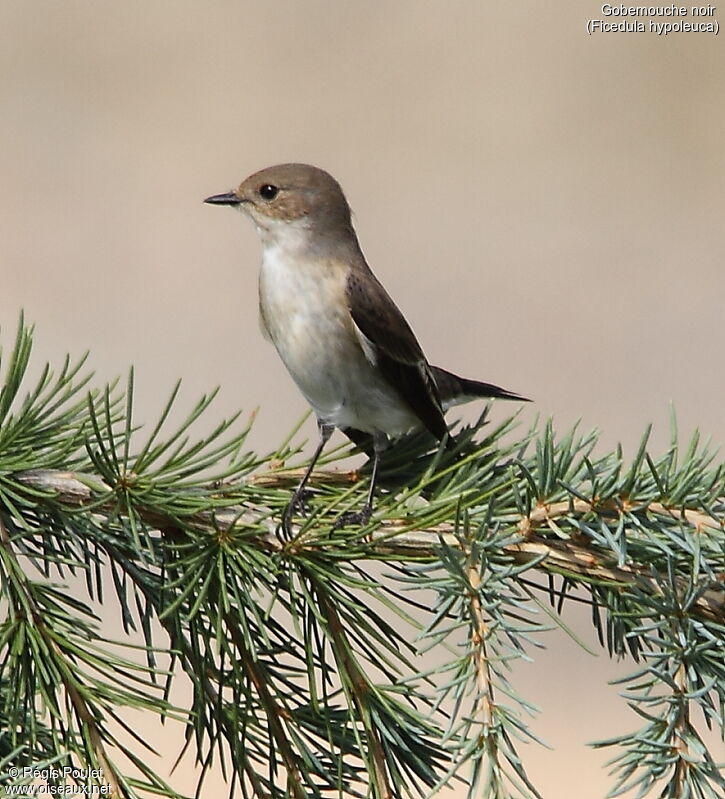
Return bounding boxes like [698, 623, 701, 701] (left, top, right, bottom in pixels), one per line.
[204, 192, 241, 206]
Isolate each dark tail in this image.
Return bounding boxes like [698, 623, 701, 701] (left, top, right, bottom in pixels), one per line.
[431, 366, 530, 408]
[343, 367, 529, 454]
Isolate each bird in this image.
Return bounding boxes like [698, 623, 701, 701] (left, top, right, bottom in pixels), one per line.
[205, 163, 528, 533]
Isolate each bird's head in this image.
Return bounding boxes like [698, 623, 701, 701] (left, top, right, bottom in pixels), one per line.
[204, 163, 353, 240]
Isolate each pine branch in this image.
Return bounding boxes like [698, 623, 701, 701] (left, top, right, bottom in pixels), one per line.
[1, 316, 724, 799]
[10, 467, 724, 623]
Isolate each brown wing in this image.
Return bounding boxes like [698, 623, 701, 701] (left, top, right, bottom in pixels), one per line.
[346, 268, 447, 441]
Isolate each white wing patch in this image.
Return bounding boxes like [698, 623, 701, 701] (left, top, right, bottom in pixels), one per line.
[351, 319, 379, 367]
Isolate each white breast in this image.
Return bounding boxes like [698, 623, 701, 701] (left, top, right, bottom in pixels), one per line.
[257, 239, 418, 436]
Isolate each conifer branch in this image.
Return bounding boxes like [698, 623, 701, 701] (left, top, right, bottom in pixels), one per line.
[1, 317, 724, 799]
[12, 468, 725, 623]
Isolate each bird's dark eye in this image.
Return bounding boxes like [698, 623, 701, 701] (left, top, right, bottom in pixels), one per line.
[258, 184, 279, 200]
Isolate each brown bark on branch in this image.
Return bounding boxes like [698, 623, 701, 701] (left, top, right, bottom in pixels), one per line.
[14, 467, 725, 623]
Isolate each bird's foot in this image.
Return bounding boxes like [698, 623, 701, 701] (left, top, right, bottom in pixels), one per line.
[293, 488, 314, 514]
[278, 489, 315, 538]
[331, 504, 373, 531]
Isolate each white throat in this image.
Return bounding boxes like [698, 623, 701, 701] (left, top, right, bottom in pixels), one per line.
[249, 214, 314, 255]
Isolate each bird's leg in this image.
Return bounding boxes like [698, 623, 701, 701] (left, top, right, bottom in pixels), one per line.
[281, 420, 334, 537]
[333, 431, 388, 530]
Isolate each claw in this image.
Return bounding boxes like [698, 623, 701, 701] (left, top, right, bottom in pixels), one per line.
[279, 488, 319, 537]
[296, 488, 314, 513]
[331, 504, 373, 531]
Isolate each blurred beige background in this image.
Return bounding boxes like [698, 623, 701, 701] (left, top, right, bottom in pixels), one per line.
[1, 2, 724, 797]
